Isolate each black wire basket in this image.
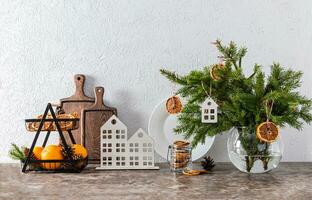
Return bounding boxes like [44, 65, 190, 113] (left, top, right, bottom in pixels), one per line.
[22, 103, 88, 173]
[20, 157, 88, 173]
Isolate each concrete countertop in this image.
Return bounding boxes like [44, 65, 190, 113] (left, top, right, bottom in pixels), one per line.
[0, 163, 311, 199]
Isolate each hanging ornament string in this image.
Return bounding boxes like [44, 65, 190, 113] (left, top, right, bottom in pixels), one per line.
[256, 99, 279, 143]
[201, 81, 212, 97]
[265, 100, 274, 123]
[171, 81, 177, 96]
[170, 82, 176, 111]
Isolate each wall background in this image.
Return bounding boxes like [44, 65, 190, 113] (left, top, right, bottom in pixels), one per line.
[1, 0, 312, 163]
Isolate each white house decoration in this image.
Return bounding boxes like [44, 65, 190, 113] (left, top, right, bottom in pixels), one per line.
[96, 115, 159, 170]
[201, 97, 218, 123]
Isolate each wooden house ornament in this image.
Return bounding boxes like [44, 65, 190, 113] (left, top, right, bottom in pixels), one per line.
[201, 97, 218, 123]
[96, 115, 159, 170]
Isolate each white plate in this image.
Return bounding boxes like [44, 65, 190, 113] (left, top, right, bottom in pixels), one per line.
[148, 98, 215, 161]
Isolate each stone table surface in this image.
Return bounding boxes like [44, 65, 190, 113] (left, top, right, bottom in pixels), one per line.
[0, 163, 311, 200]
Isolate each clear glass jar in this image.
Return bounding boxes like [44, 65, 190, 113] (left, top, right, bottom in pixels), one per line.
[168, 141, 192, 173]
[227, 127, 283, 173]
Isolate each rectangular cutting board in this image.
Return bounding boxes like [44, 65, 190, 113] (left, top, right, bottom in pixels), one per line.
[59, 74, 95, 145]
[81, 87, 117, 164]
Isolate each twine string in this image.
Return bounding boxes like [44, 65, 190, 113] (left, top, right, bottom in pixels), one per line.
[171, 82, 177, 96]
[265, 99, 274, 135]
[201, 81, 211, 97]
[265, 100, 274, 122]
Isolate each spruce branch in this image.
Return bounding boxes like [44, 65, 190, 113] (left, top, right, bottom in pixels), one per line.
[214, 40, 242, 70]
[160, 69, 187, 85]
[160, 40, 312, 147]
[248, 64, 261, 79]
[238, 47, 247, 67]
[8, 143, 26, 161]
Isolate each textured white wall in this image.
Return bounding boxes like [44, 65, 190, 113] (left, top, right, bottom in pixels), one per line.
[0, 0, 312, 163]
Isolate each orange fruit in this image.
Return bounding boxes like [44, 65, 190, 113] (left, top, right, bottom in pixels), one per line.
[32, 146, 43, 160]
[256, 122, 279, 143]
[41, 145, 63, 170]
[72, 144, 88, 158]
[210, 64, 225, 80]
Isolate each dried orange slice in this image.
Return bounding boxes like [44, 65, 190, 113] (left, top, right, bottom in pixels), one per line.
[32, 114, 54, 130]
[210, 64, 225, 80]
[256, 122, 279, 143]
[183, 169, 208, 176]
[55, 113, 77, 130]
[173, 140, 190, 147]
[166, 96, 183, 114]
[183, 169, 201, 176]
[31, 112, 78, 131]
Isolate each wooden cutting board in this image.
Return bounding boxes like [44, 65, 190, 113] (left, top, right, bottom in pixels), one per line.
[81, 87, 117, 164]
[59, 74, 95, 145]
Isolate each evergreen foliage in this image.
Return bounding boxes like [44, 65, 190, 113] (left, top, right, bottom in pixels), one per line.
[160, 40, 312, 148]
[8, 143, 26, 161]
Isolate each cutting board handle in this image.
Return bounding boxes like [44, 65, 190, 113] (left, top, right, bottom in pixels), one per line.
[74, 74, 87, 98]
[93, 86, 105, 109]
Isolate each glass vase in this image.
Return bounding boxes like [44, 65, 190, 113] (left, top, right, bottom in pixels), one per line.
[227, 127, 283, 173]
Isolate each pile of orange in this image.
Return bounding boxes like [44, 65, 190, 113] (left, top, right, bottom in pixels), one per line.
[30, 144, 87, 170]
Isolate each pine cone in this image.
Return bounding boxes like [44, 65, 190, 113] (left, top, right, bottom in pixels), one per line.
[201, 156, 215, 171]
[59, 144, 73, 169]
[59, 144, 74, 159]
[23, 148, 36, 160]
[72, 155, 87, 169]
[59, 144, 87, 170]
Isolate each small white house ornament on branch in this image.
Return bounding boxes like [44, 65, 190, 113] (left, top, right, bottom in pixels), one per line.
[96, 115, 159, 170]
[201, 97, 218, 123]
